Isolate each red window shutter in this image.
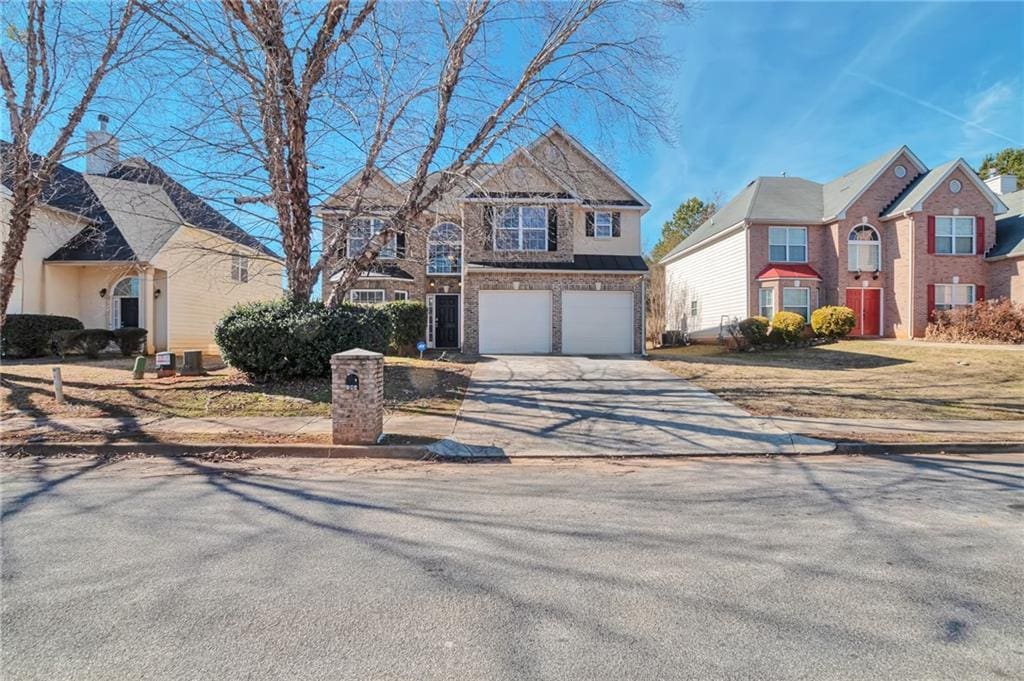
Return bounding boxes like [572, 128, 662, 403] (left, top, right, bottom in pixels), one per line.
[976, 217, 985, 255]
[976, 285, 985, 302]
[926, 215, 936, 254]
[927, 284, 935, 318]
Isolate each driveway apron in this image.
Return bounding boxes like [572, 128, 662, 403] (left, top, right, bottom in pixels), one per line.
[431, 356, 832, 457]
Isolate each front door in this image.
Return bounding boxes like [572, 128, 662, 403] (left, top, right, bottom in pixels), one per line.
[846, 288, 881, 336]
[119, 297, 140, 328]
[434, 294, 459, 348]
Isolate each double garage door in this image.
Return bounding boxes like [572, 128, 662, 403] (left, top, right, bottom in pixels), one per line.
[478, 290, 633, 355]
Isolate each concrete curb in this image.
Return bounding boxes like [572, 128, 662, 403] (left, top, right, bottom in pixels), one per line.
[833, 441, 1024, 455]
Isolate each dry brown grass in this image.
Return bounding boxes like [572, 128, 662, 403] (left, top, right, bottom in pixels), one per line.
[1, 354, 473, 419]
[649, 340, 1024, 421]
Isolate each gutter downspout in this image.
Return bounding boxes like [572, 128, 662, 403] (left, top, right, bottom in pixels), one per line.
[640, 275, 646, 356]
[907, 215, 915, 339]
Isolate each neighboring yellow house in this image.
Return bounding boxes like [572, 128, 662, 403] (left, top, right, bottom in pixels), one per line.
[1, 135, 283, 354]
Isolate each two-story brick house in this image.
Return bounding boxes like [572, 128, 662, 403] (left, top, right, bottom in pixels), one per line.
[660, 146, 1010, 339]
[319, 126, 650, 354]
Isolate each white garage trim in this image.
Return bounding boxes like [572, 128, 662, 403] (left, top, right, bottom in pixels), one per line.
[562, 290, 634, 355]
[478, 290, 552, 354]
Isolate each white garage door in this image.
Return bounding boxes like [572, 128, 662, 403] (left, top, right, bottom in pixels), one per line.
[478, 290, 552, 354]
[562, 290, 634, 355]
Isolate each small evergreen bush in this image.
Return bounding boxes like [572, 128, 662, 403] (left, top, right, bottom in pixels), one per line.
[770, 311, 806, 345]
[811, 306, 856, 339]
[384, 300, 427, 355]
[1, 314, 83, 358]
[738, 316, 770, 347]
[112, 328, 148, 356]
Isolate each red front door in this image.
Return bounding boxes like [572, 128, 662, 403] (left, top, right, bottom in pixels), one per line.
[846, 288, 881, 336]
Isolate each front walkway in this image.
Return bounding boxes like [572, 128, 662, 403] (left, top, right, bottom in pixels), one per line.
[429, 356, 832, 457]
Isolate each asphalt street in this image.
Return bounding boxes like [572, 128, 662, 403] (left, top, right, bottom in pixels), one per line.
[2, 453, 1022, 680]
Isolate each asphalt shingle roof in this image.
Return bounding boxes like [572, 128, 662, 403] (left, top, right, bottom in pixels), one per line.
[879, 158, 960, 218]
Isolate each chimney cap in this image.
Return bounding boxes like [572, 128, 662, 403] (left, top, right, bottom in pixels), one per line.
[97, 113, 109, 130]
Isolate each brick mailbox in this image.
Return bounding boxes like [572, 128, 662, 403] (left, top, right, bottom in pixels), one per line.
[330, 348, 384, 445]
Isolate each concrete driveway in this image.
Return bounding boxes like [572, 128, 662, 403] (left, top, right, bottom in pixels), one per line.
[431, 356, 831, 457]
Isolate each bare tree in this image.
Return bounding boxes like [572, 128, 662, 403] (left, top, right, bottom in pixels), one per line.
[140, 0, 686, 305]
[0, 0, 147, 325]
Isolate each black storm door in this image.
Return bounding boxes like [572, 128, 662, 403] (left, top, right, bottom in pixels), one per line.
[434, 295, 459, 348]
[120, 297, 140, 328]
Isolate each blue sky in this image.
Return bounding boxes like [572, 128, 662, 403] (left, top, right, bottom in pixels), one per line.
[596, 1, 1024, 253]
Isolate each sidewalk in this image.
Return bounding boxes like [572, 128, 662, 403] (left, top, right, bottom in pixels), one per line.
[3, 413, 1022, 446]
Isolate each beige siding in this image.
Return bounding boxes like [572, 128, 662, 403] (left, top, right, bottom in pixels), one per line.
[151, 226, 283, 353]
[572, 207, 642, 256]
[664, 227, 748, 339]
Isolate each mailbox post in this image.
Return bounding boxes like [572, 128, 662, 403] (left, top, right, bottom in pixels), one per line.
[330, 348, 384, 445]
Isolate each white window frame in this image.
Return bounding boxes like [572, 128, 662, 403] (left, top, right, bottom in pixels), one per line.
[347, 218, 397, 259]
[111, 276, 141, 329]
[768, 226, 808, 263]
[934, 283, 975, 311]
[394, 290, 408, 301]
[782, 286, 810, 322]
[594, 211, 613, 239]
[349, 289, 386, 305]
[758, 288, 774, 318]
[935, 216, 975, 256]
[427, 222, 463, 274]
[847, 224, 881, 272]
[690, 298, 698, 317]
[493, 206, 548, 252]
[231, 251, 249, 283]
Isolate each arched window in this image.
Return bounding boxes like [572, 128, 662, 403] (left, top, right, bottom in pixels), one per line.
[112, 276, 141, 328]
[847, 224, 880, 272]
[427, 222, 462, 274]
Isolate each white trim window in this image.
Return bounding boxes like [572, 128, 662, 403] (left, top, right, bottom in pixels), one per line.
[594, 211, 613, 239]
[759, 288, 774, 318]
[349, 289, 386, 305]
[394, 290, 408, 301]
[347, 218, 396, 259]
[231, 251, 249, 282]
[934, 283, 975, 311]
[782, 287, 810, 321]
[935, 216, 975, 255]
[427, 222, 462, 274]
[769, 226, 807, 262]
[847, 224, 880, 272]
[494, 206, 547, 252]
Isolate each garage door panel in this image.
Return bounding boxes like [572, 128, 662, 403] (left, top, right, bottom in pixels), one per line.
[562, 291, 633, 354]
[478, 290, 552, 354]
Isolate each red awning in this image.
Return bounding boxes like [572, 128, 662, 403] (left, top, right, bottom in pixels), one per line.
[755, 264, 822, 280]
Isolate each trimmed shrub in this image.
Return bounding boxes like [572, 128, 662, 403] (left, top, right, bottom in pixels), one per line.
[51, 329, 115, 359]
[738, 316, 770, 347]
[384, 300, 427, 355]
[926, 299, 1024, 344]
[214, 298, 392, 381]
[770, 311, 806, 345]
[811, 305, 856, 339]
[1, 314, 83, 358]
[112, 328, 148, 356]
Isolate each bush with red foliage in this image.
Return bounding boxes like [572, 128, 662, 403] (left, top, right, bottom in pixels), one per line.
[926, 299, 1024, 345]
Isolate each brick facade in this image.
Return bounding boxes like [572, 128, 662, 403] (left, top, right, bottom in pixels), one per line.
[330, 350, 384, 445]
[462, 271, 644, 355]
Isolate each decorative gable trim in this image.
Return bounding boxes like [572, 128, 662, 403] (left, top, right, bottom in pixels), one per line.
[884, 159, 1009, 219]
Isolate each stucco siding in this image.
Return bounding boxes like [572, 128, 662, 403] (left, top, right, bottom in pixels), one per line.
[572, 207, 642, 256]
[664, 227, 747, 339]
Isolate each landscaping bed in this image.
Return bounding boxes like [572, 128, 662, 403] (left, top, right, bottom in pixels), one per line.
[649, 340, 1024, 421]
[1, 353, 473, 420]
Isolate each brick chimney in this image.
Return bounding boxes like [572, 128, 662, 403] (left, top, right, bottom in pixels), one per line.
[85, 114, 119, 175]
[984, 168, 1017, 195]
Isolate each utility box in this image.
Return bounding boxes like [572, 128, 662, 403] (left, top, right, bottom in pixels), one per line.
[180, 350, 205, 376]
[155, 352, 176, 378]
[330, 348, 384, 445]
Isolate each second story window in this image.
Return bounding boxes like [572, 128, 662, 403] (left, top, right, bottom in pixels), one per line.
[428, 222, 462, 274]
[768, 226, 807, 262]
[494, 206, 547, 252]
[594, 212, 613, 238]
[347, 218, 396, 259]
[935, 216, 975, 255]
[231, 252, 249, 283]
[848, 224, 880, 272]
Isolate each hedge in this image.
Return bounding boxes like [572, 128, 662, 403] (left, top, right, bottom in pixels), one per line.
[384, 300, 427, 355]
[112, 328, 148, 356]
[214, 298, 392, 381]
[1, 314, 83, 358]
[51, 329, 115, 359]
[769, 311, 806, 345]
[926, 299, 1024, 344]
[811, 306, 856, 339]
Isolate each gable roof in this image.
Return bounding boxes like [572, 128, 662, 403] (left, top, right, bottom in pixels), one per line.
[880, 158, 1009, 218]
[822, 145, 926, 220]
[990, 189, 1024, 259]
